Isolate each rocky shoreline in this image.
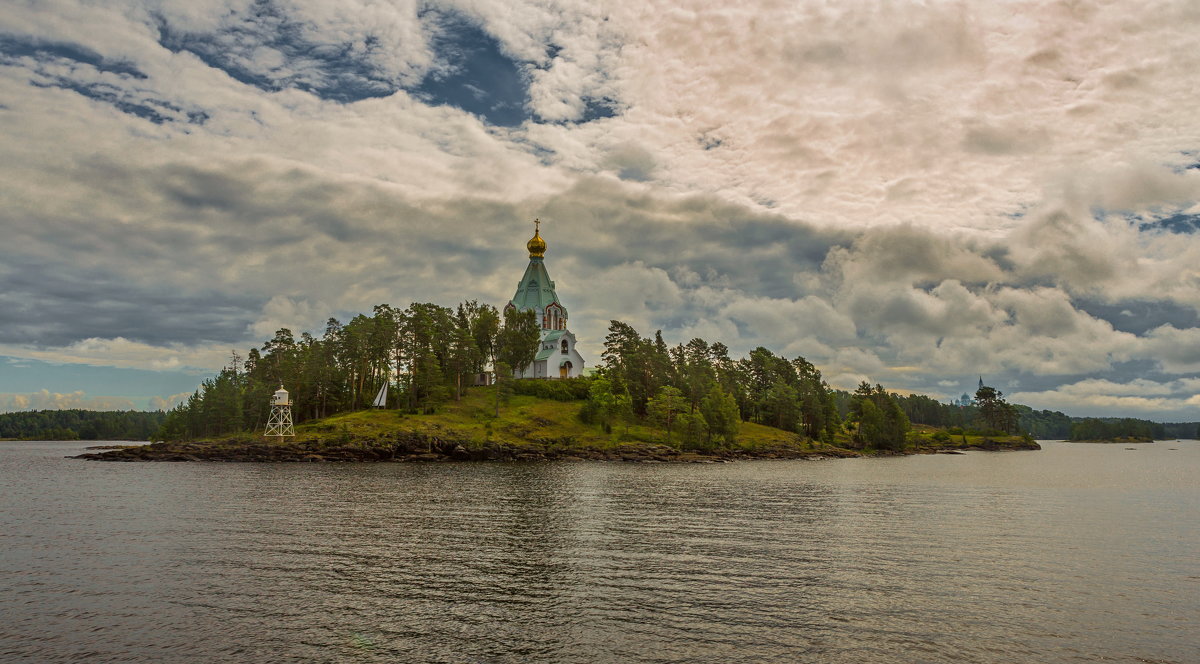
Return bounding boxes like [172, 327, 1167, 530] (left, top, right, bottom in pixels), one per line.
[72, 432, 1039, 463]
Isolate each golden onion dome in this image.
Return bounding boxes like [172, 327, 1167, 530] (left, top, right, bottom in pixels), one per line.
[527, 219, 546, 258]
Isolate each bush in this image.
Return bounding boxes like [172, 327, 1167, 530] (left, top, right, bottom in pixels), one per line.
[511, 377, 592, 401]
[578, 398, 600, 424]
[931, 431, 951, 442]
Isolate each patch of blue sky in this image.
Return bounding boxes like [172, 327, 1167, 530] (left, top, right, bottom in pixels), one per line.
[1175, 149, 1200, 171]
[1073, 298, 1199, 336]
[1139, 212, 1200, 234]
[579, 97, 617, 123]
[0, 34, 146, 79]
[1117, 204, 1200, 234]
[154, 7, 400, 104]
[1, 33, 208, 125]
[31, 78, 207, 125]
[414, 13, 529, 127]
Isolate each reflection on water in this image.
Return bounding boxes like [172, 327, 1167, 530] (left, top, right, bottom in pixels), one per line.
[1, 441, 1197, 663]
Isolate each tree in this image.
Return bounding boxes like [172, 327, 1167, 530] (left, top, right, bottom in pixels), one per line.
[492, 361, 514, 417]
[763, 379, 799, 431]
[461, 301, 500, 374]
[854, 399, 884, 449]
[975, 385, 1018, 434]
[447, 324, 481, 401]
[496, 308, 540, 378]
[647, 386, 688, 445]
[699, 385, 740, 446]
[849, 382, 909, 450]
[677, 410, 710, 449]
[584, 374, 632, 434]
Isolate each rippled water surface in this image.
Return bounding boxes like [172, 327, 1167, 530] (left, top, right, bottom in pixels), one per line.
[2, 441, 1197, 663]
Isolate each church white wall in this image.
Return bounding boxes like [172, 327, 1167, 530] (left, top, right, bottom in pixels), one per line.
[515, 329, 586, 379]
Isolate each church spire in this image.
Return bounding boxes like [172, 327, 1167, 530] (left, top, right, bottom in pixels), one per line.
[527, 218, 546, 258]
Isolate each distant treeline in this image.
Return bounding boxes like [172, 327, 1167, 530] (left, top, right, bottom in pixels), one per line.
[1161, 422, 1200, 438]
[835, 388, 1041, 435]
[870, 392, 1197, 440]
[0, 410, 166, 441]
[1069, 417, 1161, 441]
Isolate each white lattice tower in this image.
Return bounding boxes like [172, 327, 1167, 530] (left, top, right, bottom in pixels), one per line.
[264, 385, 294, 439]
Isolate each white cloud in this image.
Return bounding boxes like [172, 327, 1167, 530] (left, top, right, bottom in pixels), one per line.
[1012, 377, 1200, 419]
[148, 392, 193, 411]
[251, 296, 328, 339]
[0, 389, 136, 413]
[0, 339, 232, 373]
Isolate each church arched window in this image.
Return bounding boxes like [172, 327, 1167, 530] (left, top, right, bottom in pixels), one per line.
[561, 339, 568, 354]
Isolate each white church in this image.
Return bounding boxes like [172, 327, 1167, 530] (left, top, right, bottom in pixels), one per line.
[504, 220, 586, 379]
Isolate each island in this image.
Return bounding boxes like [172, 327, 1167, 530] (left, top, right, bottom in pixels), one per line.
[75, 386, 1038, 463]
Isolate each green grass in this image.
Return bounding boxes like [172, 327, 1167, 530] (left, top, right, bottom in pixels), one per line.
[183, 389, 1030, 457]
[288, 387, 815, 452]
[904, 423, 1030, 449]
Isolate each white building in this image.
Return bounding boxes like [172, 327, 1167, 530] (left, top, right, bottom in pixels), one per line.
[504, 220, 586, 379]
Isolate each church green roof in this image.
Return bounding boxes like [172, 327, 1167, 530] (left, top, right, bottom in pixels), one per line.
[509, 257, 569, 317]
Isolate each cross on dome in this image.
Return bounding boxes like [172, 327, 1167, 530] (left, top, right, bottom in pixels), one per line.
[527, 217, 546, 258]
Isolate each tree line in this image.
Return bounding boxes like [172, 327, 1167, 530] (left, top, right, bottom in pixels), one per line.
[1068, 418, 1165, 441]
[157, 300, 542, 441]
[580, 320, 912, 449]
[0, 410, 165, 441]
[152, 302, 915, 450]
[888, 390, 1198, 441]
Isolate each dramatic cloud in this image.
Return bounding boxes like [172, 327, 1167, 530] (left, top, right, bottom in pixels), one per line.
[1012, 377, 1200, 420]
[2, 0, 1200, 417]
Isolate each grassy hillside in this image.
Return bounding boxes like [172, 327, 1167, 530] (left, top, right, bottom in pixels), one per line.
[298, 386, 817, 452]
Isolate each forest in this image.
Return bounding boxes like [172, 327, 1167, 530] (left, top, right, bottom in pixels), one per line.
[871, 392, 1075, 439]
[1068, 418, 1166, 441]
[152, 300, 933, 449]
[0, 410, 165, 441]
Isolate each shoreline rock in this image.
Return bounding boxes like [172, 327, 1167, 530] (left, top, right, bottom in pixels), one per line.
[71, 435, 1038, 464]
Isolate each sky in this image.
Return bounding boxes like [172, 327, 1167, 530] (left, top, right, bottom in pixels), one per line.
[2, 0, 1200, 420]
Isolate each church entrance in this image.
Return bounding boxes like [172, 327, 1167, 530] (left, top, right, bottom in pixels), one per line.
[560, 361, 572, 378]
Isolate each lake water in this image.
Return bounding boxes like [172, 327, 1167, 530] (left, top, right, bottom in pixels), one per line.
[1, 441, 1197, 663]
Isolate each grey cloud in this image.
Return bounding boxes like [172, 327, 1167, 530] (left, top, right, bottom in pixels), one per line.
[603, 143, 656, 182]
[962, 121, 1049, 156]
[0, 254, 259, 347]
[1074, 298, 1199, 336]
